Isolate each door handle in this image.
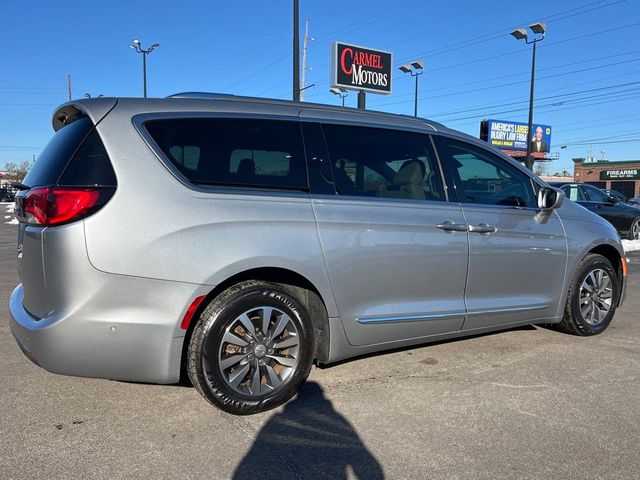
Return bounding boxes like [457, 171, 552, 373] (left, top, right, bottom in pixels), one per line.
[468, 223, 497, 234]
[436, 221, 469, 232]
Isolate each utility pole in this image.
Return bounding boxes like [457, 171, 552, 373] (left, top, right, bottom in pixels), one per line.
[300, 18, 310, 101]
[67, 74, 72, 101]
[293, 0, 300, 101]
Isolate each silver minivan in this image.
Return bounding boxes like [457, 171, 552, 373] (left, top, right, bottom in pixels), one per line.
[9, 94, 627, 414]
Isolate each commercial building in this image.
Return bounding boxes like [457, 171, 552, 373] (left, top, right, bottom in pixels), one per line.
[573, 158, 640, 198]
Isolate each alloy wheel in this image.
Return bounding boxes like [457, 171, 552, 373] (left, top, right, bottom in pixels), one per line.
[578, 268, 613, 326]
[632, 220, 640, 240]
[215, 306, 300, 396]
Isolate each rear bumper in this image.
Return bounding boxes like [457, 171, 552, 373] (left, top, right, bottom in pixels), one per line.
[9, 279, 206, 384]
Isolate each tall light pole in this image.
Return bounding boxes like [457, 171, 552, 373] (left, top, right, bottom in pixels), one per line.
[330, 87, 349, 106]
[511, 22, 546, 171]
[399, 61, 424, 117]
[293, 0, 300, 101]
[129, 39, 160, 98]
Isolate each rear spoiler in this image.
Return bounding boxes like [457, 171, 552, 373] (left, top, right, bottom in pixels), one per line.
[52, 98, 118, 132]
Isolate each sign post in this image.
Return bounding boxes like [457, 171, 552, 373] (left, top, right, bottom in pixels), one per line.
[331, 42, 392, 109]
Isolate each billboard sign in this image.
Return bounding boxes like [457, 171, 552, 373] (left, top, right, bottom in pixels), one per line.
[600, 169, 640, 180]
[482, 119, 552, 158]
[331, 42, 392, 95]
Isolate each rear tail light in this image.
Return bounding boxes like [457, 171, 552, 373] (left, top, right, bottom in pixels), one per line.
[19, 187, 113, 226]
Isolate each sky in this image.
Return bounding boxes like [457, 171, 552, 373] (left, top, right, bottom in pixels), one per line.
[1, 0, 638, 174]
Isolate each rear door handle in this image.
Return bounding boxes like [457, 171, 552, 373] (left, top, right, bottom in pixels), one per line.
[436, 221, 469, 233]
[468, 223, 497, 234]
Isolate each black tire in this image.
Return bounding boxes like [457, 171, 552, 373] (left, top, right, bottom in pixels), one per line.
[557, 253, 619, 336]
[187, 280, 315, 415]
[627, 217, 640, 240]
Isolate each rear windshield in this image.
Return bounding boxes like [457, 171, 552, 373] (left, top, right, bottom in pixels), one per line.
[59, 129, 117, 186]
[23, 117, 93, 188]
[23, 116, 117, 188]
[143, 118, 308, 190]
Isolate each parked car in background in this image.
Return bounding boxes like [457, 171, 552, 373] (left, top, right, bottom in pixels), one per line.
[550, 182, 640, 239]
[603, 189, 628, 204]
[0, 186, 16, 202]
[628, 196, 640, 206]
[9, 95, 628, 415]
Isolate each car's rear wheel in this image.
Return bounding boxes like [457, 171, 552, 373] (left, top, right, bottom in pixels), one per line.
[628, 217, 640, 240]
[558, 253, 619, 336]
[187, 280, 315, 415]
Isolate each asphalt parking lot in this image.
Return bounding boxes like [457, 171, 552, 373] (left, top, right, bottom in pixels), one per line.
[1, 213, 639, 480]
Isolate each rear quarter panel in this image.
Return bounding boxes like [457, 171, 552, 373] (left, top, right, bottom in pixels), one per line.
[83, 104, 338, 317]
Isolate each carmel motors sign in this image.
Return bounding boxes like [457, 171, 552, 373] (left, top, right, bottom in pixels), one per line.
[331, 42, 392, 94]
[600, 169, 640, 180]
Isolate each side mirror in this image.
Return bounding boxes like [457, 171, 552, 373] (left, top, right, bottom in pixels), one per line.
[538, 186, 564, 211]
[608, 195, 619, 204]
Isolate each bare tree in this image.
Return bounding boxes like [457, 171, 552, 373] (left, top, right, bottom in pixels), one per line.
[533, 162, 547, 176]
[2, 160, 31, 180]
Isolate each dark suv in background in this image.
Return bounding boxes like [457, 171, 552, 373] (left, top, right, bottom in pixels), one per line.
[0, 186, 16, 202]
[550, 182, 640, 240]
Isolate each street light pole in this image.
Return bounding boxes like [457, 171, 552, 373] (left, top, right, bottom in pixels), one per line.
[143, 51, 147, 98]
[129, 39, 160, 98]
[525, 40, 537, 172]
[399, 61, 424, 117]
[330, 87, 348, 106]
[511, 23, 546, 171]
[414, 73, 419, 117]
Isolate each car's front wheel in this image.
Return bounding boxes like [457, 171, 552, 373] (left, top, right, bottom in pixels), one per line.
[187, 280, 315, 415]
[558, 253, 619, 336]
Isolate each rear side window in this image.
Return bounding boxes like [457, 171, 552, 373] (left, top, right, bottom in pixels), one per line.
[321, 124, 445, 201]
[561, 185, 585, 201]
[143, 118, 308, 190]
[23, 117, 93, 188]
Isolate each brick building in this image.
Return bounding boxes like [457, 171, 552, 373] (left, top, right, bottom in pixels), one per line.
[573, 158, 640, 199]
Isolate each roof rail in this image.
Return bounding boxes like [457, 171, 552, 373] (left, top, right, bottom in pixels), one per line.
[166, 92, 237, 100]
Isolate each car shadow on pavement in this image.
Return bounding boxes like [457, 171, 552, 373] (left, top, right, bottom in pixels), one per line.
[232, 381, 384, 480]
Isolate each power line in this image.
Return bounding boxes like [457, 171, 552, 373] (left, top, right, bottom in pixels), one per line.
[394, 0, 627, 66]
[442, 92, 640, 127]
[570, 138, 640, 145]
[425, 81, 640, 119]
[255, 0, 629, 100]
[304, 20, 640, 99]
[221, 51, 292, 91]
[370, 58, 640, 108]
[421, 21, 640, 75]
[312, 0, 431, 43]
[244, 0, 432, 95]
[366, 49, 640, 103]
[0, 86, 64, 90]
